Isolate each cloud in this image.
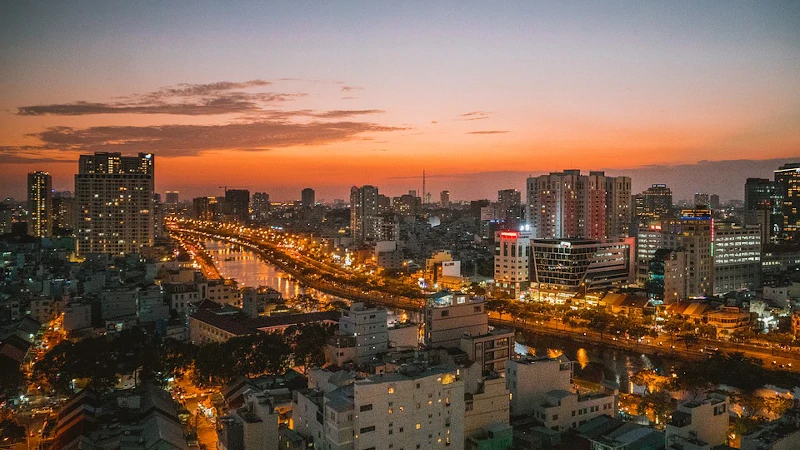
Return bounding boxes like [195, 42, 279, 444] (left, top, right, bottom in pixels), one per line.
[1, 119, 408, 162]
[341, 96, 360, 100]
[17, 80, 305, 116]
[467, 130, 509, 135]
[149, 80, 272, 98]
[457, 111, 490, 121]
[308, 109, 383, 118]
[341, 85, 364, 92]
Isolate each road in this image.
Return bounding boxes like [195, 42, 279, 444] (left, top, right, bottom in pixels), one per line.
[170, 223, 424, 311]
[172, 219, 800, 374]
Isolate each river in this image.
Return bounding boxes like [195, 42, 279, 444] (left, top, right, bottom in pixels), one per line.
[203, 238, 679, 385]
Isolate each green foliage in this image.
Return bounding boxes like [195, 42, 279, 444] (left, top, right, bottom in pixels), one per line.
[286, 323, 336, 371]
[637, 389, 674, 426]
[192, 332, 292, 386]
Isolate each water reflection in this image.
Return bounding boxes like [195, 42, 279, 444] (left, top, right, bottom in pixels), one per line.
[204, 239, 348, 305]
[203, 239, 678, 382]
[516, 332, 685, 386]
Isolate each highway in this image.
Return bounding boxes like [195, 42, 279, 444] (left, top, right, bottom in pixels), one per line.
[171, 219, 800, 375]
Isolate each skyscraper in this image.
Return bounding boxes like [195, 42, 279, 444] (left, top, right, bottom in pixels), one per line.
[53, 191, 75, 233]
[193, 196, 220, 221]
[301, 188, 315, 208]
[744, 177, 781, 244]
[526, 170, 631, 239]
[350, 185, 379, 244]
[605, 175, 632, 238]
[634, 184, 673, 226]
[224, 189, 250, 223]
[75, 152, 154, 255]
[498, 188, 522, 228]
[775, 163, 800, 242]
[440, 190, 451, 208]
[694, 193, 710, 208]
[165, 191, 180, 204]
[251, 192, 270, 220]
[27, 171, 52, 237]
[660, 208, 714, 300]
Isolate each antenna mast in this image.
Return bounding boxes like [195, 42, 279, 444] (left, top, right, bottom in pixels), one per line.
[422, 170, 426, 205]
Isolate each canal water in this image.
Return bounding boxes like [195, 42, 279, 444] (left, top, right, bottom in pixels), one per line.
[204, 238, 679, 384]
[203, 239, 412, 323]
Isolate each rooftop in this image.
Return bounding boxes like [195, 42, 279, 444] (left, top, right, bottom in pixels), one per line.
[190, 309, 339, 336]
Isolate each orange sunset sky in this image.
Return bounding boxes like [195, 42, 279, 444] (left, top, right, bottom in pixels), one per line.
[1, 2, 798, 202]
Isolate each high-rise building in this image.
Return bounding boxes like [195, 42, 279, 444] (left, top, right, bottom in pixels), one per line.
[301, 188, 315, 208]
[634, 184, 673, 226]
[636, 225, 663, 285]
[350, 185, 379, 244]
[27, 171, 52, 237]
[713, 223, 761, 295]
[251, 192, 270, 220]
[53, 191, 75, 232]
[660, 208, 714, 299]
[393, 191, 421, 216]
[224, 189, 250, 223]
[75, 152, 154, 255]
[605, 176, 632, 238]
[165, 191, 179, 204]
[497, 189, 522, 228]
[694, 193, 710, 209]
[440, 190, 451, 208]
[526, 170, 631, 239]
[193, 197, 220, 221]
[775, 163, 800, 241]
[710, 194, 720, 210]
[744, 177, 781, 244]
[578, 172, 607, 240]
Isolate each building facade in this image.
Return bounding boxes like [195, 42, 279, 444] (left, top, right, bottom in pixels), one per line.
[713, 223, 761, 294]
[75, 152, 155, 255]
[526, 170, 631, 240]
[350, 185, 380, 244]
[530, 238, 636, 292]
[494, 230, 532, 294]
[292, 366, 465, 450]
[775, 163, 800, 242]
[27, 171, 53, 238]
[301, 188, 316, 209]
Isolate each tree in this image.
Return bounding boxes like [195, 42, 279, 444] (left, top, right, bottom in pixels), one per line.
[289, 323, 336, 372]
[637, 390, 674, 426]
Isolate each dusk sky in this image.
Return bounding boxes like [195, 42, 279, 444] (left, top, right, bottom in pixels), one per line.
[1, 1, 798, 202]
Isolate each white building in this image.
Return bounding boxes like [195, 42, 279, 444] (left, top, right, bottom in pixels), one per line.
[713, 223, 761, 295]
[339, 303, 389, 364]
[636, 226, 663, 285]
[218, 391, 280, 450]
[292, 365, 465, 450]
[494, 230, 531, 294]
[506, 356, 618, 431]
[424, 292, 488, 349]
[464, 376, 509, 439]
[506, 356, 573, 416]
[665, 393, 729, 449]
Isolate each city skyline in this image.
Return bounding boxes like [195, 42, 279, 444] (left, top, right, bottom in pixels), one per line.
[2, 2, 799, 201]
